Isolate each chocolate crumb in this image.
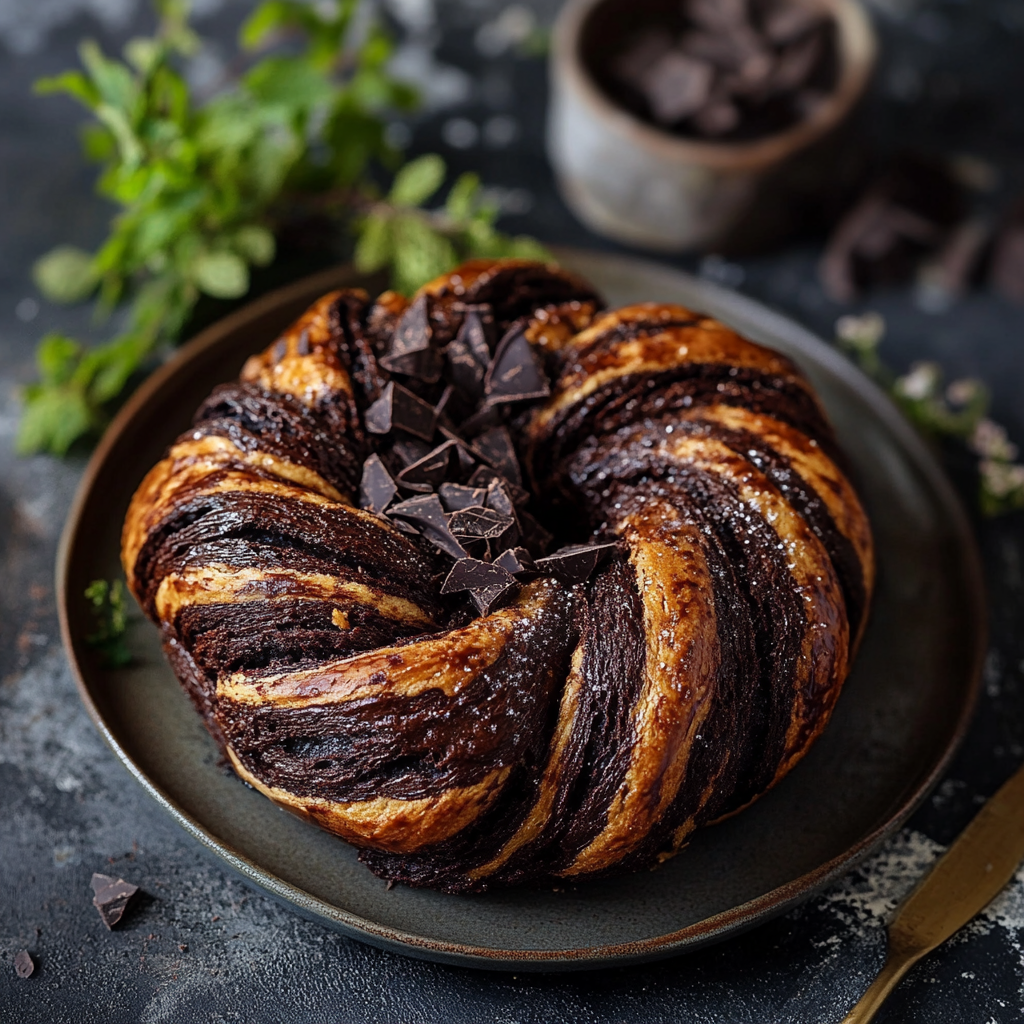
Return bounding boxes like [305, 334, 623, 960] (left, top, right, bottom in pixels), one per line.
[13, 950, 34, 979]
[359, 454, 398, 514]
[91, 872, 139, 930]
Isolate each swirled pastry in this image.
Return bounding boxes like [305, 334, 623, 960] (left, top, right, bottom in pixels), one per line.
[122, 259, 873, 892]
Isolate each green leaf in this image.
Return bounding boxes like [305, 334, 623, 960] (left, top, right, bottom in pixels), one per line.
[391, 212, 457, 295]
[34, 70, 99, 107]
[124, 37, 161, 75]
[84, 578, 132, 667]
[33, 246, 100, 304]
[239, 0, 294, 50]
[388, 154, 446, 208]
[354, 212, 392, 274]
[244, 56, 333, 109]
[233, 225, 276, 266]
[445, 172, 480, 223]
[79, 40, 138, 114]
[17, 382, 94, 455]
[36, 333, 82, 386]
[192, 250, 250, 298]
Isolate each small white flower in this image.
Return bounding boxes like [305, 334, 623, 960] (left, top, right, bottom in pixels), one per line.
[835, 311, 885, 351]
[970, 419, 1019, 461]
[895, 362, 941, 401]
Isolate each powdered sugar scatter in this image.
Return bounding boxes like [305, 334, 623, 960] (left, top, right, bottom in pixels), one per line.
[814, 824, 1024, 951]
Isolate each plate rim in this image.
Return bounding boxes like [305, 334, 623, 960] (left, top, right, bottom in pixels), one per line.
[57, 249, 987, 971]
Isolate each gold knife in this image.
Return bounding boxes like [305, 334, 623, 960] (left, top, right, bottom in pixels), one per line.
[841, 761, 1024, 1023]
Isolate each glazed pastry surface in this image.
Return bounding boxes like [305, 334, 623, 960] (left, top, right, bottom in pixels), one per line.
[122, 259, 873, 892]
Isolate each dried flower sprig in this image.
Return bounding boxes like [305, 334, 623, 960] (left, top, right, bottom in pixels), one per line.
[835, 312, 1024, 516]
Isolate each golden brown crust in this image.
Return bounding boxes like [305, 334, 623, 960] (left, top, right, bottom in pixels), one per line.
[121, 259, 874, 893]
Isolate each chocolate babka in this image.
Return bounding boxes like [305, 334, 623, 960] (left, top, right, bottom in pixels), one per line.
[122, 258, 873, 892]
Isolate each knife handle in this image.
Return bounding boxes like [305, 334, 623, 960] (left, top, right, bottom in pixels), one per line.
[839, 948, 925, 1024]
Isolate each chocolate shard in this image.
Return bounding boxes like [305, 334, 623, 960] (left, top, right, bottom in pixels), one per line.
[436, 427, 479, 473]
[535, 542, 618, 586]
[440, 557, 515, 594]
[445, 309, 491, 399]
[359, 454, 397, 514]
[458, 405, 504, 438]
[384, 513, 421, 536]
[380, 295, 442, 382]
[14, 949, 34, 979]
[438, 482, 489, 512]
[473, 426, 523, 486]
[392, 436, 433, 468]
[494, 547, 535, 575]
[365, 382, 437, 441]
[517, 509, 553, 556]
[641, 52, 714, 123]
[484, 327, 550, 405]
[388, 494, 467, 559]
[90, 872, 139, 930]
[459, 306, 495, 362]
[469, 466, 530, 507]
[396, 440, 460, 493]
[447, 506, 515, 540]
[485, 477, 516, 516]
[469, 580, 518, 615]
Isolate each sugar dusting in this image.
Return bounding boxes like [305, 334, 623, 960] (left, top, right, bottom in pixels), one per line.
[814, 821, 1024, 951]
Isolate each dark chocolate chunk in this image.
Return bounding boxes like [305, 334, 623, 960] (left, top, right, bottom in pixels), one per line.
[296, 328, 311, 356]
[365, 382, 437, 441]
[90, 872, 139, 930]
[445, 309, 491, 399]
[535, 542, 618, 586]
[516, 509, 553, 556]
[436, 427, 479, 474]
[459, 306, 494, 363]
[447, 506, 515, 540]
[380, 295, 442, 382]
[991, 200, 1024, 303]
[458, 405, 504, 439]
[473, 426, 523, 486]
[440, 558, 515, 594]
[641, 52, 713, 123]
[270, 338, 287, 363]
[484, 477, 516, 517]
[396, 440, 460, 493]
[469, 466, 530, 507]
[384, 513, 421, 536]
[484, 327, 550, 405]
[391, 436, 433, 468]
[438, 482, 489, 512]
[14, 950, 34, 979]
[494, 547, 535, 575]
[359, 454, 397, 514]
[388, 494, 467, 559]
[469, 580, 518, 615]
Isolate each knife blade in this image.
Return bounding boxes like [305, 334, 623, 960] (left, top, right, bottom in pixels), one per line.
[841, 760, 1024, 1023]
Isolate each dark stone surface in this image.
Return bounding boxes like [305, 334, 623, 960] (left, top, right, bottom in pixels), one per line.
[1, 0, 1024, 1020]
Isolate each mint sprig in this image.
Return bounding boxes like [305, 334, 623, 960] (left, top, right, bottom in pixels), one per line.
[21, 0, 546, 456]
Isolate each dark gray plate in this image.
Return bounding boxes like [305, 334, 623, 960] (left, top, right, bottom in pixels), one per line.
[58, 250, 985, 971]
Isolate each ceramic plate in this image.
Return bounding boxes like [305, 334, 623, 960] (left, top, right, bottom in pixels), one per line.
[58, 250, 985, 970]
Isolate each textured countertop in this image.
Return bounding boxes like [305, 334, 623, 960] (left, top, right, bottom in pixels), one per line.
[2, 0, 1024, 1020]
